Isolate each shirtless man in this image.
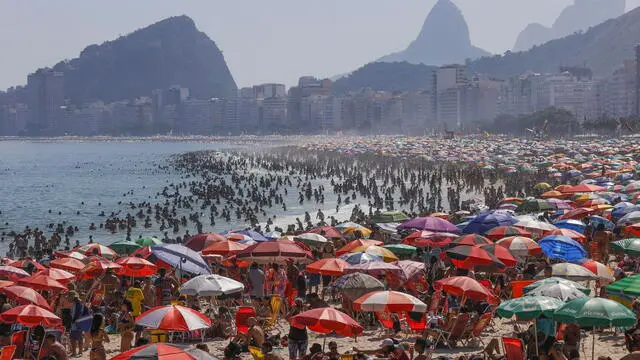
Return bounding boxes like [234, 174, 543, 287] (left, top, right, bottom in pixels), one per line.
[88, 268, 120, 305]
[233, 317, 265, 348]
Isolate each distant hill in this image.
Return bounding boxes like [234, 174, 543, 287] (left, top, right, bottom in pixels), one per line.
[333, 62, 436, 94]
[513, 0, 626, 51]
[378, 0, 490, 66]
[47, 16, 237, 104]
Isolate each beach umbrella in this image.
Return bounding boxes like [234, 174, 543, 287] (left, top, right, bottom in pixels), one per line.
[180, 274, 244, 297]
[577, 259, 614, 283]
[371, 211, 409, 223]
[0, 304, 61, 327]
[9, 259, 46, 272]
[610, 238, 640, 256]
[116, 257, 157, 277]
[434, 276, 498, 304]
[231, 230, 268, 242]
[554, 219, 586, 233]
[235, 240, 313, 264]
[306, 258, 350, 276]
[353, 290, 427, 312]
[382, 244, 417, 256]
[393, 260, 426, 281]
[135, 305, 211, 331]
[0, 280, 13, 288]
[397, 216, 458, 233]
[77, 259, 123, 279]
[335, 239, 383, 256]
[606, 274, 640, 296]
[478, 244, 517, 267]
[76, 243, 117, 259]
[338, 223, 372, 237]
[541, 190, 567, 199]
[498, 295, 564, 319]
[340, 252, 383, 265]
[291, 307, 363, 337]
[535, 183, 552, 191]
[111, 343, 216, 360]
[0, 285, 52, 310]
[514, 220, 557, 234]
[561, 184, 606, 193]
[151, 244, 212, 275]
[330, 273, 384, 300]
[538, 235, 587, 261]
[445, 245, 505, 270]
[485, 226, 531, 240]
[34, 268, 75, 284]
[263, 231, 282, 240]
[619, 211, 640, 227]
[308, 226, 344, 239]
[18, 274, 67, 292]
[526, 283, 587, 301]
[201, 240, 248, 256]
[515, 199, 554, 213]
[558, 207, 597, 221]
[350, 245, 399, 262]
[451, 234, 492, 246]
[461, 210, 518, 235]
[495, 236, 541, 257]
[184, 233, 226, 252]
[345, 261, 402, 276]
[48, 257, 86, 273]
[402, 232, 456, 248]
[524, 277, 590, 294]
[295, 233, 329, 246]
[546, 198, 576, 210]
[136, 236, 163, 247]
[547, 228, 586, 242]
[535, 263, 598, 281]
[109, 240, 143, 255]
[0, 265, 30, 279]
[625, 223, 640, 237]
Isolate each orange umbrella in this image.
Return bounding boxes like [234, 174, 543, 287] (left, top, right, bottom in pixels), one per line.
[335, 239, 383, 256]
[306, 258, 349, 276]
[562, 184, 606, 194]
[0, 304, 61, 327]
[77, 259, 123, 279]
[116, 257, 157, 277]
[9, 259, 46, 272]
[18, 274, 68, 292]
[34, 268, 75, 284]
[49, 257, 86, 273]
[202, 240, 248, 256]
[0, 285, 52, 310]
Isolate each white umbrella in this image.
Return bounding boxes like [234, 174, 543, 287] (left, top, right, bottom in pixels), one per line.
[180, 274, 244, 297]
[534, 263, 598, 281]
[514, 220, 557, 235]
[526, 283, 587, 301]
[295, 233, 328, 246]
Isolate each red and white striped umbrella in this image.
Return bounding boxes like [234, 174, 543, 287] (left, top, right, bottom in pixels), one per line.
[76, 243, 117, 260]
[0, 285, 52, 310]
[495, 236, 541, 257]
[9, 259, 46, 271]
[135, 305, 211, 331]
[49, 257, 86, 273]
[0, 265, 30, 279]
[353, 290, 427, 313]
[291, 307, 363, 337]
[34, 268, 75, 284]
[579, 260, 614, 283]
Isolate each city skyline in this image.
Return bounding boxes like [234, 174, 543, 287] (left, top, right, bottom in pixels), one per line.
[3, 0, 640, 90]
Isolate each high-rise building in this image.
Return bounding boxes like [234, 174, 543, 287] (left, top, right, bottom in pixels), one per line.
[464, 74, 504, 126]
[26, 69, 64, 135]
[433, 65, 467, 129]
[401, 90, 434, 133]
[536, 69, 596, 121]
[0, 104, 29, 136]
[602, 60, 637, 119]
[182, 99, 214, 134]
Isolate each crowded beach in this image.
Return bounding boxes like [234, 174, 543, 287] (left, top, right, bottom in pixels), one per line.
[3, 135, 640, 360]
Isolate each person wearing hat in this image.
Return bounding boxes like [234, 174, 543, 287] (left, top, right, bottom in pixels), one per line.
[353, 338, 397, 357]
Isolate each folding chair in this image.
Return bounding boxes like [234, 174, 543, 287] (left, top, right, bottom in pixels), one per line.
[405, 312, 427, 334]
[235, 306, 257, 335]
[461, 312, 492, 346]
[262, 295, 283, 334]
[340, 354, 354, 360]
[375, 312, 396, 336]
[0, 345, 16, 360]
[502, 336, 525, 360]
[433, 313, 470, 349]
[10, 330, 26, 359]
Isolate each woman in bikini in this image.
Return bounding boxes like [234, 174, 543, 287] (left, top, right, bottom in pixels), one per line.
[118, 300, 135, 352]
[89, 313, 109, 360]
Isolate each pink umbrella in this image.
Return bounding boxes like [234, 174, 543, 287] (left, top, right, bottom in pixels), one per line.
[0, 285, 52, 310]
[393, 260, 426, 281]
[135, 305, 211, 331]
[345, 262, 401, 276]
[34, 268, 75, 284]
[397, 216, 459, 233]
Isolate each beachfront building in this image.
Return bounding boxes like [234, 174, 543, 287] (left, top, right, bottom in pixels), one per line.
[0, 103, 29, 136]
[182, 99, 214, 135]
[534, 69, 598, 121]
[601, 59, 637, 119]
[434, 65, 467, 130]
[26, 68, 65, 136]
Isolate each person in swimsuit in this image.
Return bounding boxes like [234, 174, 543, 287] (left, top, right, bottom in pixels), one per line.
[118, 300, 134, 352]
[89, 314, 109, 360]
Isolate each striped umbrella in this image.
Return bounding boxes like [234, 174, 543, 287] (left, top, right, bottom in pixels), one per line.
[495, 236, 541, 257]
[478, 244, 517, 267]
[524, 277, 590, 294]
[306, 258, 350, 276]
[485, 226, 531, 241]
[451, 234, 492, 247]
[345, 261, 402, 276]
[201, 240, 248, 256]
[335, 239, 383, 256]
[353, 290, 427, 312]
[0, 266, 29, 279]
[548, 228, 586, 243]
[612, 238, 640, 256]
[434, 276, 498, 304]
[350, 245, 399, 263]
[135, 305, 211, 331]
[76, 244, 117, 260]
[34, 268, 75, 284]
[445, 245, 505, 270]
[534, 263, 598, 281]
[18, 274, 68, 292]
[291, 307, 363, 337]
[111, 344, 213, 360]
[577, 259, 614, 283]
[526, 283, 587, 301]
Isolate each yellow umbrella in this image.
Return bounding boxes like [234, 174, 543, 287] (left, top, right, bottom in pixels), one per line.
[343, 226, 372, 237]
[351, 245, 399, 263]
[535, 182, 552, 190]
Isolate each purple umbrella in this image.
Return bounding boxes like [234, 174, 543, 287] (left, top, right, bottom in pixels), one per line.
[345, 262, 401, 276]
[546, 198, 575, 210]
[397, 216, 459, 233]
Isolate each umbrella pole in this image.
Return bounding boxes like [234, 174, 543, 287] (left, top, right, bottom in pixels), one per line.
[534, 320, 539, 357]
[323, 334, 327, 352]
[592, 329, 595, 360]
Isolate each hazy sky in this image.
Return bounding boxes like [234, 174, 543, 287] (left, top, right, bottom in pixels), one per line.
[2, 0, 640, 90]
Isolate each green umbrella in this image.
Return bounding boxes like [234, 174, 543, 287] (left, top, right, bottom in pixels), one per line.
[109, 240, 142, 255]
[524, 277, 590, 295]
[611, 238, 640, 256]
[515, 199, 554, 213]
[606, 274, 640, 296]
[382, 244, 417, 256]
[136, 236, 163, 247]
[497, 295, 564, 320]
[371, 211, 409, 223]
[553, 297, 636, 360]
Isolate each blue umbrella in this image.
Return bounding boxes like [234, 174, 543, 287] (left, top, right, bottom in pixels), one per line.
[340, 252, 383, 265]
[462, 210, 518, 235]
[554, 219, 585, 234]
[539, 235, 587, 261]
[151, 244, 211, 275]
[586, 215, 615, 230]
[232, 230, 268, 242]
[263, 231, 282, 240]
[612, 204, 640, 220]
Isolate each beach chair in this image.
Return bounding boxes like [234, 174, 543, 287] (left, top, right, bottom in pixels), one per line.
[262, 295, 283, 333]
[236, 306, 257, 335]
[375, 312, 396, 336]
[405, 312, 427, 334]
[10, 330, 26, 359]
[461, 312, 492, 346]
[340, 354, 354, 360]
[433, 313, 469, 349]
[0, 345, 16, 360]
[248, 346, 264, 360]
[502, 336, 525, 360]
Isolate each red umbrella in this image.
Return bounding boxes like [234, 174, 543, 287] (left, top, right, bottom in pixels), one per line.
[0, 285, 52, 310]
[548, 228, 587, 243]
[403, 230, 435, 242]
[0, 280, 14, 288]
[53, 251, 87, 261]
[18, 274, 68, 292]
[184, 233, 226, 251]
[561, 184, 606, 193]
[495, 236, 541, 257]
[48, 257, 86, 273]
[445, 245, 504, 270]
[477, 244, 517, 267]
[111, 343, 202, 360]
[625, 223, 640, 237]
[135, 305, 211, 331]
[291, 307, 363, 337]
[235, 240, 314, 264]
[9, 259, 46, 271]
[558, 207, 597, 220]
[77, 259, 123, 279]
[335, 239, 383, 256]
[485, 226, 532, 241]
[201, 240, 248, 256]
[0, 304, 61, 327]
[434, 276, 498, 304]
[130, 247, 171, 269]
[116, 257, 157, 277]
[0, 265, 30, 279]
[403, 232, 457, 248]
[34, 268, 75, 284]
[306, 258, 349, 276]
[451, 234, 493, 247]
[308, 226, 344, 239]
[353, 290, 427, 312]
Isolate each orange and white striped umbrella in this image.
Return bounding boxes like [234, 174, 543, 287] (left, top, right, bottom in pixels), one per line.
[291, 307, 363, 337]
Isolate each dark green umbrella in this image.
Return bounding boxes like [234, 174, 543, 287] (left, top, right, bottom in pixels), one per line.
[515, 199, 554, 213]
[606, 274, 640, 296]
[371, 211, 409, 224]
[382, 244, 417, 256]
[498, 295, 564, 320]
[611, 238, 640, 256]
[109, 240, 142, 255]
[136, 236, 163, 247]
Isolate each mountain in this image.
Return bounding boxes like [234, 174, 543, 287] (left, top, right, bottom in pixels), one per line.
[48, 16, 237, 104]
[378, 0, 490, 65]
[513, 0, 626, 51]
[333, 62, 436, 94]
